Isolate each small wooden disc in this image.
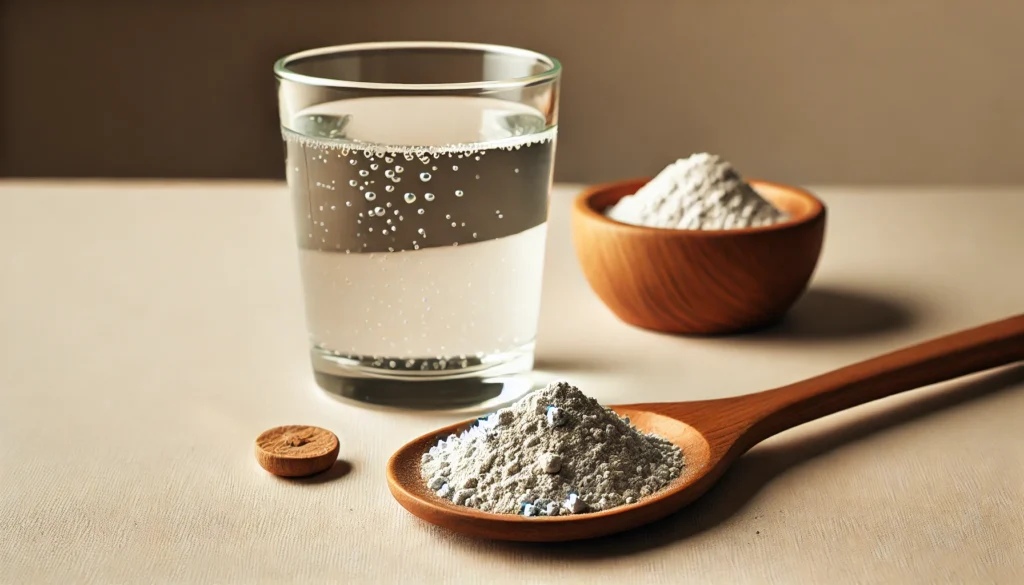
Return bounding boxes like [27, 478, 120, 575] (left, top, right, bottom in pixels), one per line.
[255, 425, 340, 478]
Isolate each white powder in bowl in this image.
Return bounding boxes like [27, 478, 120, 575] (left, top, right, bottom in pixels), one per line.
[605, 153, 789, 230]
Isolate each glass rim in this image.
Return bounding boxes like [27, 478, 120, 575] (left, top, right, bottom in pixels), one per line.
[274, 41, 561, 91]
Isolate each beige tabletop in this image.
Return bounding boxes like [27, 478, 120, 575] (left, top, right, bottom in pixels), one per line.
[1, 181, 1022, 584]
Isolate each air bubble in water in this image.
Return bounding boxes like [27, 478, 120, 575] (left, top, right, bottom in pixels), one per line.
[385, 170, 394, 178]
[424, 193, 435, 201]
[385, 185, 394, 192]
[359, 170, 369, 177]
[371, 163, 379, 170]
[346, 201, 352, 207]
[404, 193, 416, 204]
[418, 228, 426, 236]
[374, 206, 385, 216]
[385, 157, 394, 163]
[417, 208, 425, 215]
[419, 172, 431, 182]
[349, 159, 357, 165]
[455, 190, 464, 197]
[452, 165, 459, 171]
[365, 192, 376, 201]
[395, 166, 404, 173]
[451, 222, 457, 227]
[432, 166, 438, 171]
[349, 179, 358, 187]
[330, 205, 336, 210]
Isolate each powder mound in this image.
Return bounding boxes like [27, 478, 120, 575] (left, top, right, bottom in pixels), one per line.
[420, 381, 684, 516]
[605, 152, 789, 230]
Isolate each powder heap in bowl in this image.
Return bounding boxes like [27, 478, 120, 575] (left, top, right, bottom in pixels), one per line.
[606, 152, 789, 230]
[420, 381, 683, 516]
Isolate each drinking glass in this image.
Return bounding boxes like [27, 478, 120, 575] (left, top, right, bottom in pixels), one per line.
[274, 42, 561, 409]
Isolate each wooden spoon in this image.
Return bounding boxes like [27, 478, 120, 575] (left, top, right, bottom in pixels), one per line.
[387, 314, 1024, 542]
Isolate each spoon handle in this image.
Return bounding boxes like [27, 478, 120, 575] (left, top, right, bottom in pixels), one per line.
[737, 314, 1024, 449]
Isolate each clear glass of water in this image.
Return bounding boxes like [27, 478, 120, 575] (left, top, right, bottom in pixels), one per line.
[274, 42, 560, 409]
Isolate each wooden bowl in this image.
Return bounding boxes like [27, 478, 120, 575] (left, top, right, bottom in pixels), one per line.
[571, 179, 826, 334]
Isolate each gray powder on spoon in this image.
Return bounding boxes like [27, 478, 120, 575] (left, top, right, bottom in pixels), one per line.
[420, 381, 684, 516]
[606, 153, 789, 230]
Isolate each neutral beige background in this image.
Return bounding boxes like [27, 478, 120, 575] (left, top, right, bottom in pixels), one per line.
[3, 0, 1024, 183]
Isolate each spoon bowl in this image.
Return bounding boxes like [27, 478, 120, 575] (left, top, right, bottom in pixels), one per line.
[387, 315, 1024, 541]
[387, 407, 714, 541]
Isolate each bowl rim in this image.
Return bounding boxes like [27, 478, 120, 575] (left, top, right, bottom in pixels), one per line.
[573, 177, 826, 237]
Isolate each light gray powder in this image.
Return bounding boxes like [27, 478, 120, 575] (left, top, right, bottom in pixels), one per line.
[420, 381, 683, 516]
[606, 153, 789, 230]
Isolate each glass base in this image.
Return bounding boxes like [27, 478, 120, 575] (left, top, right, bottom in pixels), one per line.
[311, 344, 538, 411]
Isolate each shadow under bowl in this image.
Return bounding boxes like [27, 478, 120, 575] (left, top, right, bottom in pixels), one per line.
[570, 178, 827, 334]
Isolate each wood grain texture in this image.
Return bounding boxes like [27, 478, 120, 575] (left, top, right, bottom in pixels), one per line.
[387, 314, 1024, 541]
[571, 179, 826, 334]
[255, 425, 340, 478]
